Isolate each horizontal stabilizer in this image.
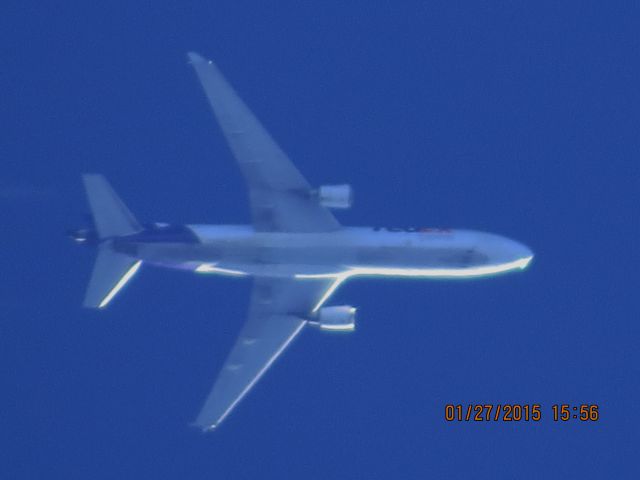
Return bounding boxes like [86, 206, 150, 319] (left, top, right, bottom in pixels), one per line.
[83, 174, 142, 238]
[84, 245, 142, 308]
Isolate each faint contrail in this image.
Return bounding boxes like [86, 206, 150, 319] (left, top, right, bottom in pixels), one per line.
[0, 183, 55, 201]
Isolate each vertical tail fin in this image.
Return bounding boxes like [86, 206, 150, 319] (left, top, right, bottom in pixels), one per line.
[82, 174, 142, 239]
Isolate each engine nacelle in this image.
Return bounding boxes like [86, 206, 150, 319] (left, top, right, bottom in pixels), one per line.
[312, 306, 356, 332]
[316, 184, 353, 209]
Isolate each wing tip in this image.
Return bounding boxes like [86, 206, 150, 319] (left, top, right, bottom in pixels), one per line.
[187, 51, 207, 64]
[189, 421, 218, 433]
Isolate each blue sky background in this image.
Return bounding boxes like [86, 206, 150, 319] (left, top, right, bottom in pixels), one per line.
[2, 1, 639, 478]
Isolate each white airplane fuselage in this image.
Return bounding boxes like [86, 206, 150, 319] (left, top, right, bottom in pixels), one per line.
[117, 225, 533, 281]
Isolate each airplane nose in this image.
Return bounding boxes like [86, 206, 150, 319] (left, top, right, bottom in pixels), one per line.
[480, 234, 533, 269]
[507, 239, 534, 269]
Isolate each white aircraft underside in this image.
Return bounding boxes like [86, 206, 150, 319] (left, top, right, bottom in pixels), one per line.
[138, 225, 531, 279]
[76, 52, 533, 431]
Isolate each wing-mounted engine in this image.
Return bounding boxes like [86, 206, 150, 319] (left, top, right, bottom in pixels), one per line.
[310, 305, 356, 332]
[314, 184, 353, 209]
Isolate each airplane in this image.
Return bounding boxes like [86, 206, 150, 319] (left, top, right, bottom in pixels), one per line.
[71, 52, 534, 431]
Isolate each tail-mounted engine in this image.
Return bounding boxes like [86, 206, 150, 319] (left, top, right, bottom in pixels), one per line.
[310, 305, 356, 332]
[314, 184, 353, 209]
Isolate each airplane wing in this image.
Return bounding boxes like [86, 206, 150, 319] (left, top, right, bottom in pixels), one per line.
[188, 52, 340, 233]
[193, 276, 343, 430]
